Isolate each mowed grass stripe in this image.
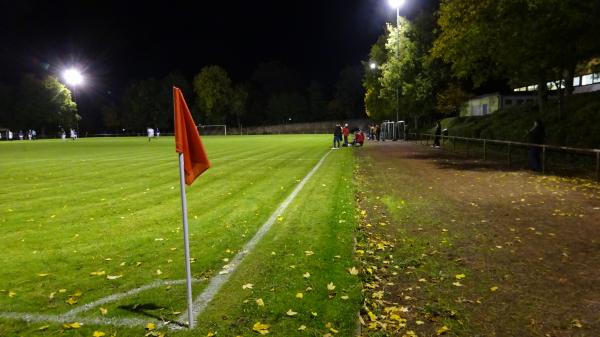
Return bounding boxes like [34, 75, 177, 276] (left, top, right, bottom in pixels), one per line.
[190, 149, 361, 337]
[0, 136, 335, 320]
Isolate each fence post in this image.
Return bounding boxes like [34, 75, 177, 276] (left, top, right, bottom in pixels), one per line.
[542, 146, 546, 173]
[483, 139, 487, 160]
[507, 143, 512, 168]
[453, 138, 456, 152]
[466, 139, 469, 157]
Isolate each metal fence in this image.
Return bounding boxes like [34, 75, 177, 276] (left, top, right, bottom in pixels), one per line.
[410, 133, 600, 181]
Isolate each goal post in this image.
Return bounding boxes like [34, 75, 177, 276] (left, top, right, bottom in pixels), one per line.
[197, 124, 227, 136]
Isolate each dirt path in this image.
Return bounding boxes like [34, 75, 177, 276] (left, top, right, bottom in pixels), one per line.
[355, 141, 600, 337]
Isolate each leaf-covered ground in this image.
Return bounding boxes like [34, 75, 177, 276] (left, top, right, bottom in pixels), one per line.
[354, 141, 599, 337]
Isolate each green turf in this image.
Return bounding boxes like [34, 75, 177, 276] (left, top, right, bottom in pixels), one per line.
[0, 135, 361, 336]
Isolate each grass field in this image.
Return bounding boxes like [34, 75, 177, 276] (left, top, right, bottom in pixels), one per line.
[0, 135, 362, 337]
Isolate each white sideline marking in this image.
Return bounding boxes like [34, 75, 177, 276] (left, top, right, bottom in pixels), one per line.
[0, 311, 148, 327]
[175, 150, 332, 328]
[0, 279, 200, 327]
[64, 279, 193, 316]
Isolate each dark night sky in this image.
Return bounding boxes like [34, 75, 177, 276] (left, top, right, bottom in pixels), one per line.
[0, 0, 431, 98]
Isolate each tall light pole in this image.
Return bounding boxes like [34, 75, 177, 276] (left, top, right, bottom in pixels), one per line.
[62, 68, 84, 136]
[388, 0, 405, 130]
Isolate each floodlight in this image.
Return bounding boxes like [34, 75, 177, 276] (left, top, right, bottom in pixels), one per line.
[370, 62, 377, 69]
[63, 68, 84, 86]
[388, 0, 405, 9]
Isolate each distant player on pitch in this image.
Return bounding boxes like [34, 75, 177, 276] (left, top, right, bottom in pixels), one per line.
[147, 127, 155, 141]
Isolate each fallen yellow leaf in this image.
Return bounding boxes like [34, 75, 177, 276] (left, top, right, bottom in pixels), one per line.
[327, 282, 336, 291]
[455, 274, 466, 280]
[297, 325, 306, 331]
[242, 283, 253, 290]
[348, 267, 359, 275]
[146, 322, 156, 331]
[286, 309, 298, 316]
[66, 297, 78, 305]
[106, 275, 122, 280]
[256, 298, 265, 306]
[90, 271, 106, 276]
[93, 331, 106, 337]
[63, 322, 82, 329]
[436, 325, 449, 335]
[303, 272, 310, 278]
[252, 322, 270, 335]
[296, 292, 303, 299]
[100, 307, 108, 315]
[490, 286, 499, 292]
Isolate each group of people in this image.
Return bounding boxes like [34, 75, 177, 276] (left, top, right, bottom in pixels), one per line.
[368, 125, 380, 141]
[332, 123, 365, 149]
[58, 127, 78, 141]
[0, 129, 37, 141]
[147, 127, 161, 141]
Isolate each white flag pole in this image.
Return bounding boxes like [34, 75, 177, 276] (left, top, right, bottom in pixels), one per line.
[178, 152, 195, 329]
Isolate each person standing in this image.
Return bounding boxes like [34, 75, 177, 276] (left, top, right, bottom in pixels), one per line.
[525, 119, 545, 171]
[433, 121, 442, 148]
[332, 123, 342, 149]
[147, 127, 155, 141]
[342, 123, 350, 147]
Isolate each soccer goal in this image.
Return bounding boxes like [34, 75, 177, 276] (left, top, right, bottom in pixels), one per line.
[197, 124, 227, 136]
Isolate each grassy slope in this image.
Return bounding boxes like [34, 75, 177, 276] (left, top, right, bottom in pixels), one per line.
[438, 91, 600, 148]
[0, 136, 361, 336]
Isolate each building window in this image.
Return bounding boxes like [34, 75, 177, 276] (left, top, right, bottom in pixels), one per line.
[582, 74, 593, 85]
[573, 77, 581, 86]
[593, 73, 600, 84]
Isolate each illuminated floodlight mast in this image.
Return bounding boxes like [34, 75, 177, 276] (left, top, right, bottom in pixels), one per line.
[387, 0, 405, 127]
[63, 68, 84, 86]
[62, 68, 84, 136]
[370, 62, 377, 70]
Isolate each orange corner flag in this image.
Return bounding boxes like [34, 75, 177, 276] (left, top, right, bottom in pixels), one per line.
[174, 86, 210, 185]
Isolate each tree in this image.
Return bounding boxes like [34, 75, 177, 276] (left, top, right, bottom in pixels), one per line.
[230, 84, 247, 128]
[121, 78, 162, 131]
[307, 81, 327, 122]
[363, 34, 392, 121]
[248, 61, 305, 124]
[193, 65, 232, 124]
[0, 83, 14, 128]
[13, 75, 77, 134]
[330, 65, 365, 120]
[432, 0, 600, 113]
[267, 92, 307, 123]
[435, 83, 472, 116]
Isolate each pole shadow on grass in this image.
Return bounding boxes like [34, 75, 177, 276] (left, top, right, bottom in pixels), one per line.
[118, 303, 187, 328]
